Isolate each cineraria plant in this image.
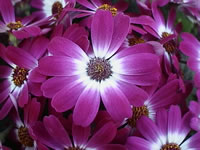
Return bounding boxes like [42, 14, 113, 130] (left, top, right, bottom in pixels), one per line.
[0, 0, 200, 150]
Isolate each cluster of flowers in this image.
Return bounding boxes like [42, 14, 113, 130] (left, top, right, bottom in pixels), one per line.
[0, 0, 200, 149]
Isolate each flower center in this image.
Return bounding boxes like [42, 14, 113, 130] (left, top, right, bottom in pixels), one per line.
[12, 66, 29, 87]
[128, 37, 145, 46]
[52, 1, 63, 15]
[98, 4, 117, 16]
[87, 57, 112, 82]
[127, 105, 149, 128]
[7, 21, 23, 30]
[160, 143, 181, 150]
[161, 32, 176, 54]
[18, 126, 34, 147]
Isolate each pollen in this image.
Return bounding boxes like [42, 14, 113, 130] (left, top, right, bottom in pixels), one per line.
[7, 21, 23, 30]
[12, 66, 29, 87]
[161, 143, 181, 150]
[127, 105, 149, 128]
[18, 126, 34, 147]
[98, 4, 117, 16]
[128, 37, 145, 46]
[161, 32, 176, 54]
[52, 1, 63, 15]
[87, 57, 112, 82]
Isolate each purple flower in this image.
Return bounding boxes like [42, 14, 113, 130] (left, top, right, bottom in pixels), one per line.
[0, 0, 53, 39]
[11, 96, 42, 149]
[126, 105, 200, 150]
[125, 79, 180, 129]
[32, 115, 126, 150]
[38, 10, 160, 126]
[0, 36, 48, 119]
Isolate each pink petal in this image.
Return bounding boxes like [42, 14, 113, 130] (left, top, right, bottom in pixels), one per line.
[100, 82, 132, 122]
[41, 77, 72, 98]
[48, 36, 88, 59]
[28, 68, 46, 83]
[168, 105, 182, 143]
[51, 79, 85, 112]
[6, 46, 38, 69]
[0, 0, 15, 23]
[149, 79, 179, 108]
[38, 56, 78, 76]
[91, 10, 113, 58]
[72, 124, 90, 147]
[0, 65, 12, 78]
[29, 36, 49, 59]
[28, 82, 42, 96]
[87, 122, 117, 148]
[105, 13, 130, 58]
[24, 98, 40, 125]
[18, 82, 28, 107]
[73, 85, 100, 127]
[117, 80, 148, 107]
[0, 98, 13, 120]
[32, 122, 64, 149]
[137, 116, 161, 143]
[126, 137, 152, 150]
[189, 101, 200, 115]
[44, 115, 72, 147]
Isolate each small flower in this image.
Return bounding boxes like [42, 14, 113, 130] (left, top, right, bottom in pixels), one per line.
[126, 105, 199, 150]
[0, 36, 48, 119]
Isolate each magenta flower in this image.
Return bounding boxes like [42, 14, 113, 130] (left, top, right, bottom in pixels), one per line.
[0, 0, 53, 39]
[11, 96, 42, 149]
[38, 10, 160, 126]
[126, 105, 200, 150]
[32, 115, 126, 150]
[125, 79, 180, 129]
[189, 100, 200, 131]
[0, 36, 48, 119]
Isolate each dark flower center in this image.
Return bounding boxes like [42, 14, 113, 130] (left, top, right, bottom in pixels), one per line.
[161, 32, 176, 54]
[161, 143, 181, 150]
[12, 66, 29, 87]
[127, 105, 149, 128]
[128, 37, 145, 46]
[87, 57, 112, 82]
[7, 21, 23, 30]
[98, 4, 117, 16]
[18, 126, 34, 147]
[52, 1, 63, 15]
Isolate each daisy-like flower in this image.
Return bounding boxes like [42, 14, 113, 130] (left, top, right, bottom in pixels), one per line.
[189, 100, 200, 131]
[31, 0, 75, 18]
[131, 2, 177, 53]
[32, 115, 126, 150]
[10, 96, 42, 150]
[38, 10, 160, 126]
[126, 105, 200, 150]
[126, 79, 180, 129]
[0, 0, 53, 39]
[0, 36, 48, 119]
[179, 32, 200, 88]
